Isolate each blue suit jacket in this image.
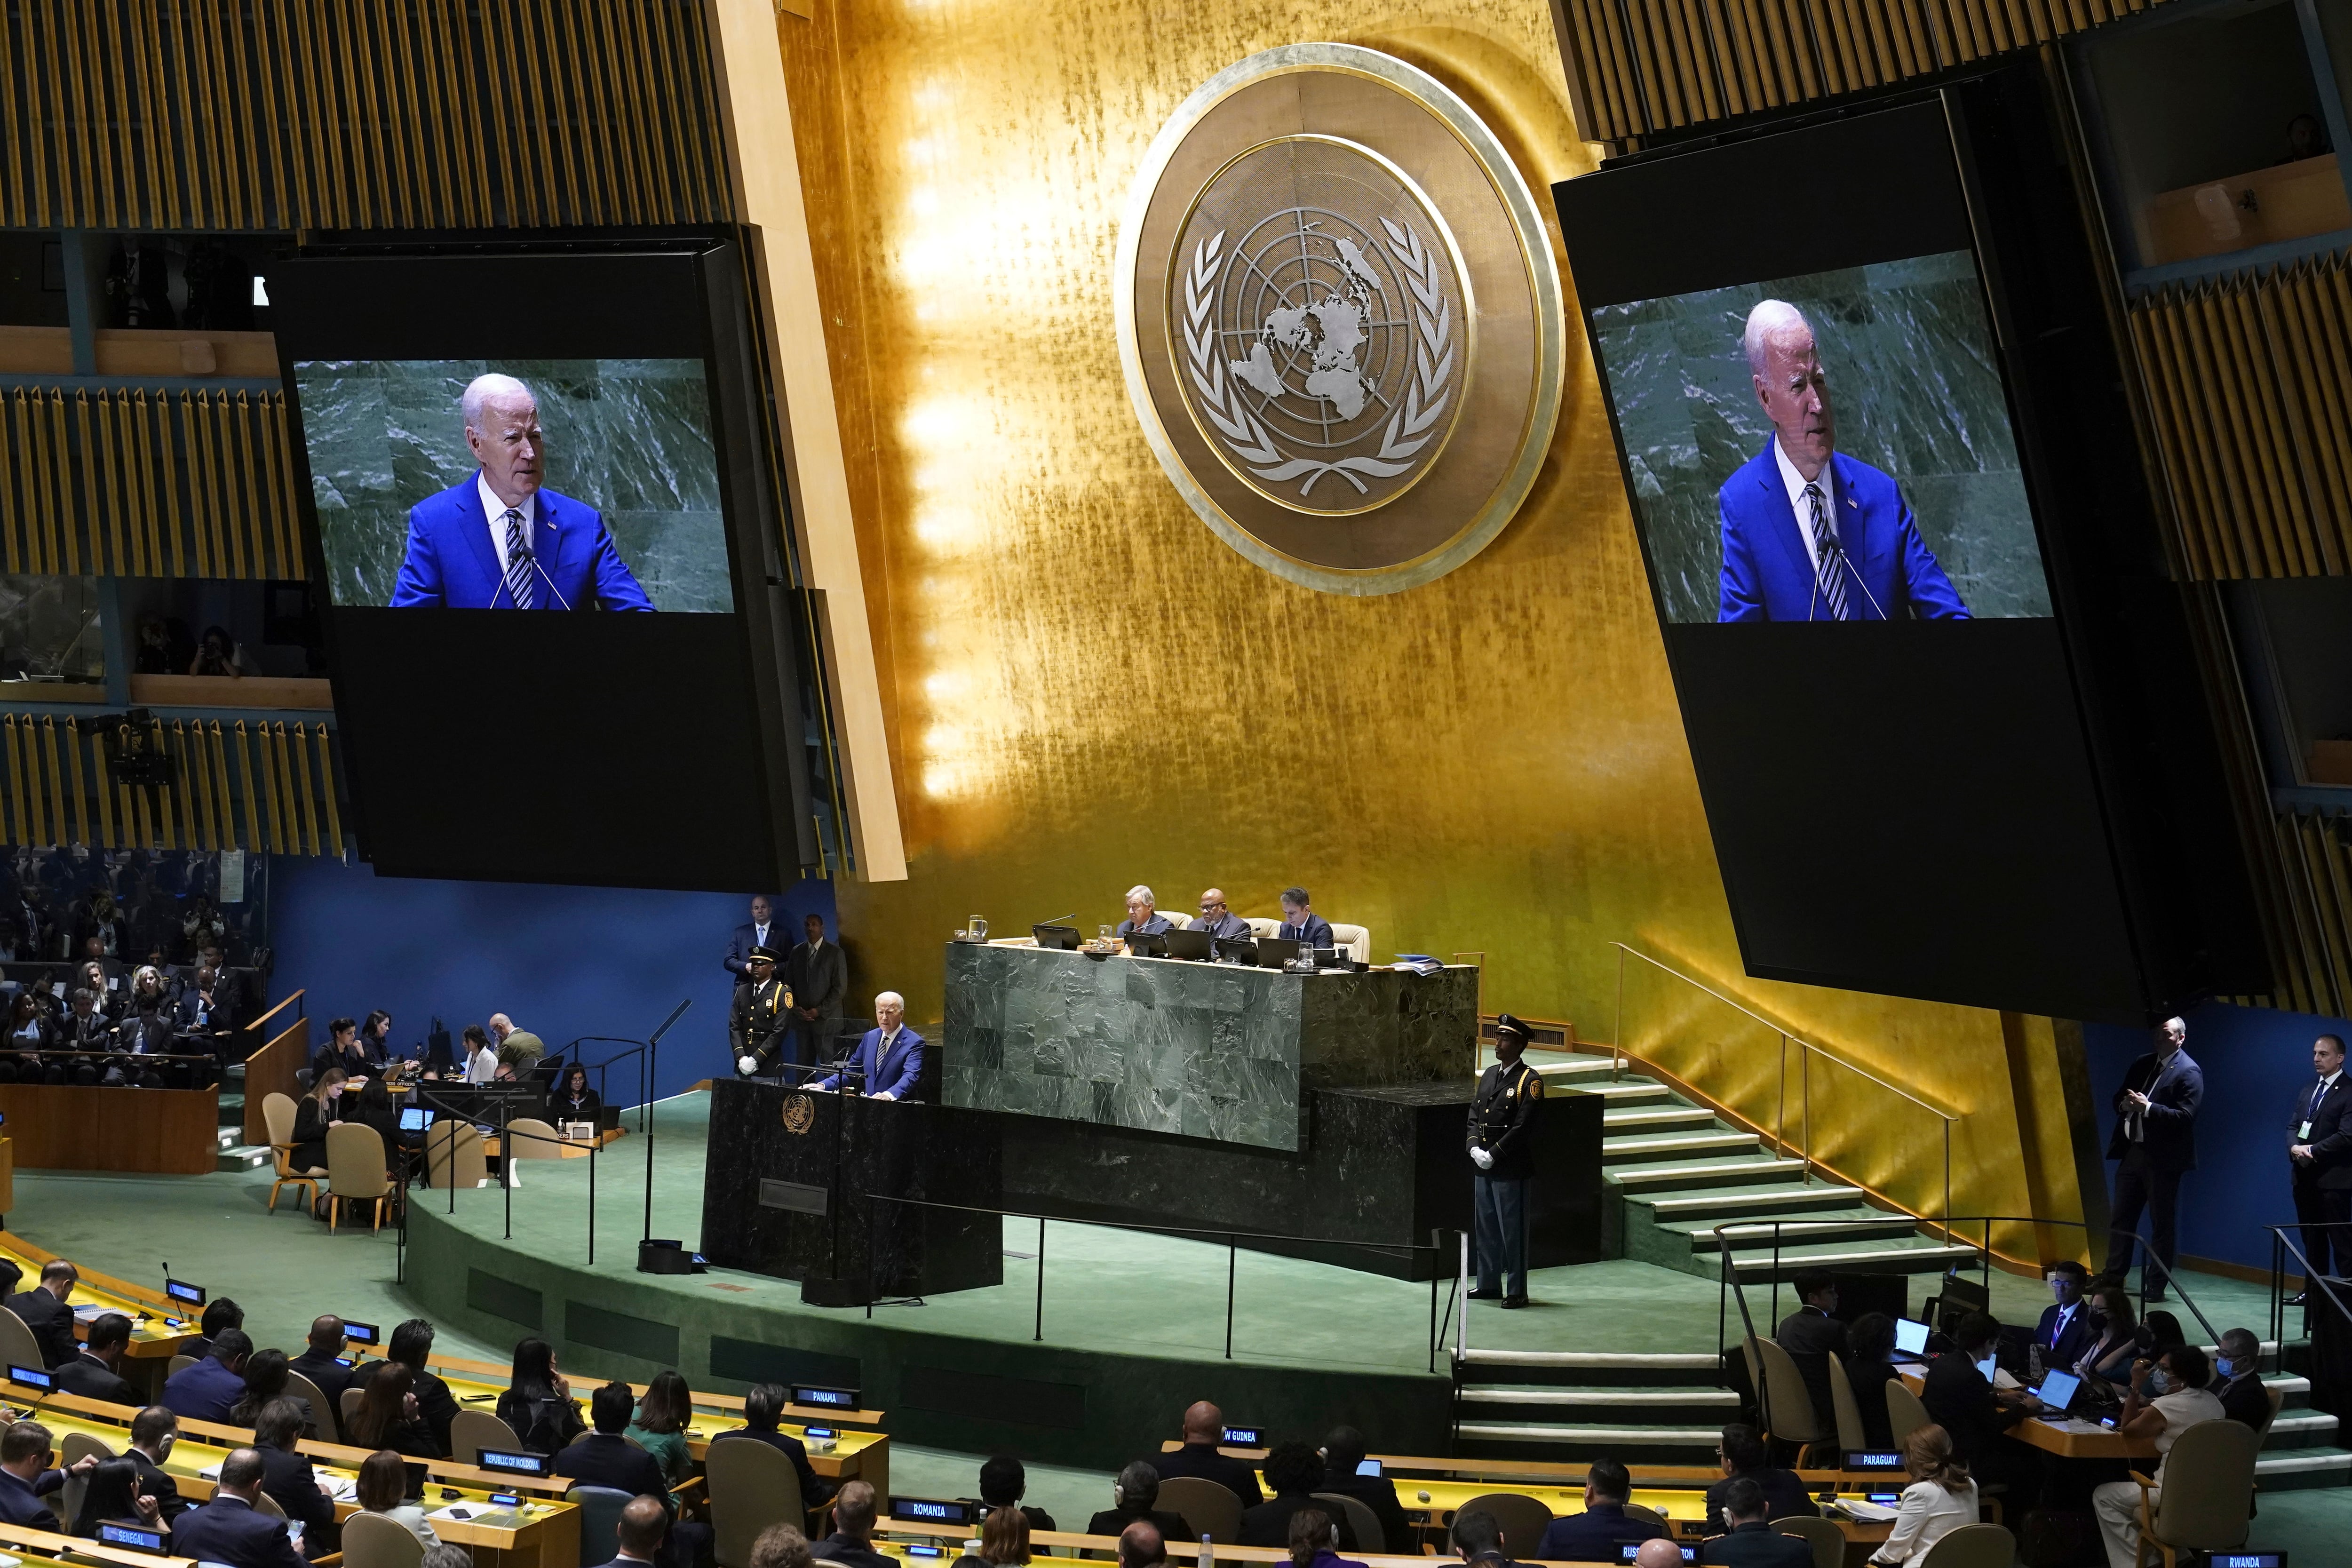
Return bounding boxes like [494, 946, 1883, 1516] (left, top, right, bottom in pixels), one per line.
[388, 476, 654, 611]
[725, 921, 785, 977]
[1279, 913, 1335, 949]
[162, 1353, 247, 1424]
[814, 1026, 925, 1099]
[1716, 445, 1970, 622]
[170, 1494, 310, 1568]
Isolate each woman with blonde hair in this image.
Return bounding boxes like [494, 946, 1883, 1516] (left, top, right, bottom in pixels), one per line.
[1868, 1423, 1979, 1566]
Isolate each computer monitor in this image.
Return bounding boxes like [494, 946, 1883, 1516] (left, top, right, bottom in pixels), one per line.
[1253, 937, 1300, 969]
[1162, 930, 1213, 961]
[2034, 1368, 2082, 1413]
[1032, 923, 1081, 951]
[1893, 1317, 1931, 1357]
[399, 1107, 436, 1133]
[1126, 930, 1168, 958]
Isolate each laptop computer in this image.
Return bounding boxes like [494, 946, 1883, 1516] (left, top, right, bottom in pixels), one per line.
[1893, 1317, 1931, 1359]
[2032, 1367, 2082, 1414]
[1032, 923, 1082, 950]
[1254, 936, 1300, 969]
[1163, 930, 1214, 961]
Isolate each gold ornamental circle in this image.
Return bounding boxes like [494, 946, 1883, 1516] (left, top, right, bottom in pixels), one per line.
[1116, 44, 1565, 596]
[781, 1093, 816, 1136]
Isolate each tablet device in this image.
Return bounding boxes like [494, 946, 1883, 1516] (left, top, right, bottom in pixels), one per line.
[399, 1107, 436, 1132]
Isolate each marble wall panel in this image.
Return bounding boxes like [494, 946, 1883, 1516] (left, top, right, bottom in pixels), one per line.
[942, 945, 1478, 1150]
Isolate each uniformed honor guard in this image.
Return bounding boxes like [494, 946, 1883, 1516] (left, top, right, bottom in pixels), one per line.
[731, 947, 795, 1078]
[1468, 1013, 1543, 1307]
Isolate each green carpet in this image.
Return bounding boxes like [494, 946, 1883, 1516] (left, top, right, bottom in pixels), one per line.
[6, 1089, 2345, 1560]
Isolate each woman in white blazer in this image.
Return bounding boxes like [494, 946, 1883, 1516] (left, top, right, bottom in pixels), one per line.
[1869, 1423, 1979, 1566]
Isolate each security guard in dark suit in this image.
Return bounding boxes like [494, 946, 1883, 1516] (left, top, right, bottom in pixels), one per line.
[2288, 1031, 2352, 1304]
[730, 947, 795, 1078]
[1468, 1014, 1542, 1307]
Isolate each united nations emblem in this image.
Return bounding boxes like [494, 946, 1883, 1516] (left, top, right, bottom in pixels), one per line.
[781, 1093, 816, 1136]
[1118, 45, 1564, 595]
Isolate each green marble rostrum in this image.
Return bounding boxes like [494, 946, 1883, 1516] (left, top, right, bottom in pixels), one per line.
[1592, 250, 2052, 624]
[942, 943, 1478, 1150]
[295, 357, 733, 614]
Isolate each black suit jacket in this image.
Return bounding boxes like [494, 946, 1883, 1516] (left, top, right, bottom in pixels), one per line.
[1313, 1469, 1410, 1552]
[2106, 1050, 2203, 1172]
[726, 921, 783, 977]
[1239, 1494, 1356, 1552]
[1921, 1352, 2027, 1468]
[2221, 1373, 2271, 1432]
[354, 1360, 458, 1457]
[1150, 1441, 1264, 1507]
[787, 940, 847, 1017]
[0, 1465, 62, 1530]
[129, 1449, 189, 1525]
[169, 1494, 309, 1568]
[287, 1349, 356, 1407]
[54, 1350, 139, 1405]
[1843, 1358, 1901, 1450]
[258, 1445, 338, 1539]
[555, 1433, 672, 1513]
[1086, 1506, 1193, 1542]
[2291, 1074, 2352, 1191]
[1704, 1470, 1816, 1532]
[811, 1536, 894, 1568]
[6, 1286, 78, 1367]
[2034, 1301, 2101, 1369]
[1775, 1306, 1845, 1432]
[1700, 1521, 1816, 1567]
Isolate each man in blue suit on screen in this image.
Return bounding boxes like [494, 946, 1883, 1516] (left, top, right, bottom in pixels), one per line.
[812, 990, 925, 1102]
[1716, 300, 1970, 622]
[389, 373, 656, 612]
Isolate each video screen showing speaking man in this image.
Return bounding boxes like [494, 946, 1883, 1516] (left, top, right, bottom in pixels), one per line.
[1588, 252, 2053, 625]
[295, 357, 734, 614]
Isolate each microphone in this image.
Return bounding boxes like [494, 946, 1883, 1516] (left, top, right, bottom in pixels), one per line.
[1039, 913, 1075, 926]
[1817, 530, 1888, 620]
[512, 546, 574, 611]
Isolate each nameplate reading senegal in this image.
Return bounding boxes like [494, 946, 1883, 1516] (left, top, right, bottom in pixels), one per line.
[1115, 44, 1564, 595]
[781, 1094, 816, 1136]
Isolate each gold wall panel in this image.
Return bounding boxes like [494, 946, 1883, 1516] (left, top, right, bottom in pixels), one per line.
[2130, 253, 2352, 581]
[0, 714, 340, 855]
[0, 387, 302, 580]
[2249, 808, 2352, 1021]
[774, 0, 2085, 1250]
[0, 0, 731, 229]
[1552, 0, 2169, 148]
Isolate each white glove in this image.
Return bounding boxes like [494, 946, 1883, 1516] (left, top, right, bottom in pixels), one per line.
[1470, 1146, 1494, 1171]
[737, 1055, 759, 1076]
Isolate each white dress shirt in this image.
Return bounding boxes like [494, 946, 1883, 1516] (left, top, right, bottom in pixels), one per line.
[477, 473, 538, 581]
[467, 1043, 499, 1084]
[1773, 435, 1839, 571]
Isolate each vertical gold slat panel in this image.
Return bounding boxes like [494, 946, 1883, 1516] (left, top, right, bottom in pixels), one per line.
[314, 724, 343, 860]
[208, 721, 236, 852]
[3, 718, 27, 849]
[2131, 304, 2224, 580]
[2253, 279, 2339, 574]
[2222, 287, 2315, 574]
[290, 721, 320, 857]
[42, 719, 70, 851]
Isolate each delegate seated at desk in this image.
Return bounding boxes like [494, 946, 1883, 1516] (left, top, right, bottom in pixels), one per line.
[1189, 888, 1250, 941]
[1276, 887, 1332, 950]
[1116, 886, 1173, 940]
[811, 993, 925, 1102]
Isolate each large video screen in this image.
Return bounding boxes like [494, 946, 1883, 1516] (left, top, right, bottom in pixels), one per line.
[274, 239, 817, 892]
[300, 357, 733, 614]
[1558, 88, 2260, 1020]
[1594, 254, 2051, 624]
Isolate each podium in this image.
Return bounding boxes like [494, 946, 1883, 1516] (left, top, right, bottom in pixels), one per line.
[699, 1078, 1004, 1305]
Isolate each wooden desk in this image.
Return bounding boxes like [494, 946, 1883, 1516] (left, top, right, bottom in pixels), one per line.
[0, 1083, 219, 1174]
[0, 1516, 198, 1568]
[482, 1127, 627, 1160]
[1896, 1369, 2157, 1461]
[0, 1235, 203, 1397]
[15, 1391, 579, 1568]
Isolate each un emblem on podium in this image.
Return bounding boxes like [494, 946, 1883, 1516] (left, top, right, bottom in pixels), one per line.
[1117, 45, 1564, 596]
[781, 1094, 816, 1136]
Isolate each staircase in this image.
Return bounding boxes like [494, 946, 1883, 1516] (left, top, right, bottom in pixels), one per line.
[1451, 1049, 2352, 1490]
[216, 1061, 270, 1172]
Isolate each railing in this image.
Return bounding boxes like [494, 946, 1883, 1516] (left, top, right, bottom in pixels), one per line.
[239, 987, 307, 1145]
[866, 1191, 1462, 1374]
[1610, 941, 1960, 1239]
[2267, 1222, 2352, 1354]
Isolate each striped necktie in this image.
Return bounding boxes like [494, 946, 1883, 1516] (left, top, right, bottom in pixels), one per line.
[1806, 483, 1850, 621]
[501, 508, 535, 610]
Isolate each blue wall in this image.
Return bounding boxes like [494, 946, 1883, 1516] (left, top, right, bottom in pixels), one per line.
[268, 857, 837, 1105]
[2084, 999, 2352, 1272]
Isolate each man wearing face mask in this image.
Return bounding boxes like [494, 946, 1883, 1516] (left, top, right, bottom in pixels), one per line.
[2211, 1328, 2270, 1431]
[2091, 1343, 2224, 1568]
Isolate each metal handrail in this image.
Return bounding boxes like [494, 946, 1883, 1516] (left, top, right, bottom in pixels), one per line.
[1610, 940, 1958, 1239]
[1610, 944, 1955, 1120]
[2266, 1222, 2352, 1354]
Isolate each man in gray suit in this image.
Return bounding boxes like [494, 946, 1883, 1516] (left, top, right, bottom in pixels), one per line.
[787, 914, 848, 1070]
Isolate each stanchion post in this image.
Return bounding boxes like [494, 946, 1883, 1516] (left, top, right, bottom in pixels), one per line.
[1225, 1234, 1236, 1360]
[1034, 1217, 1045, 1343]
